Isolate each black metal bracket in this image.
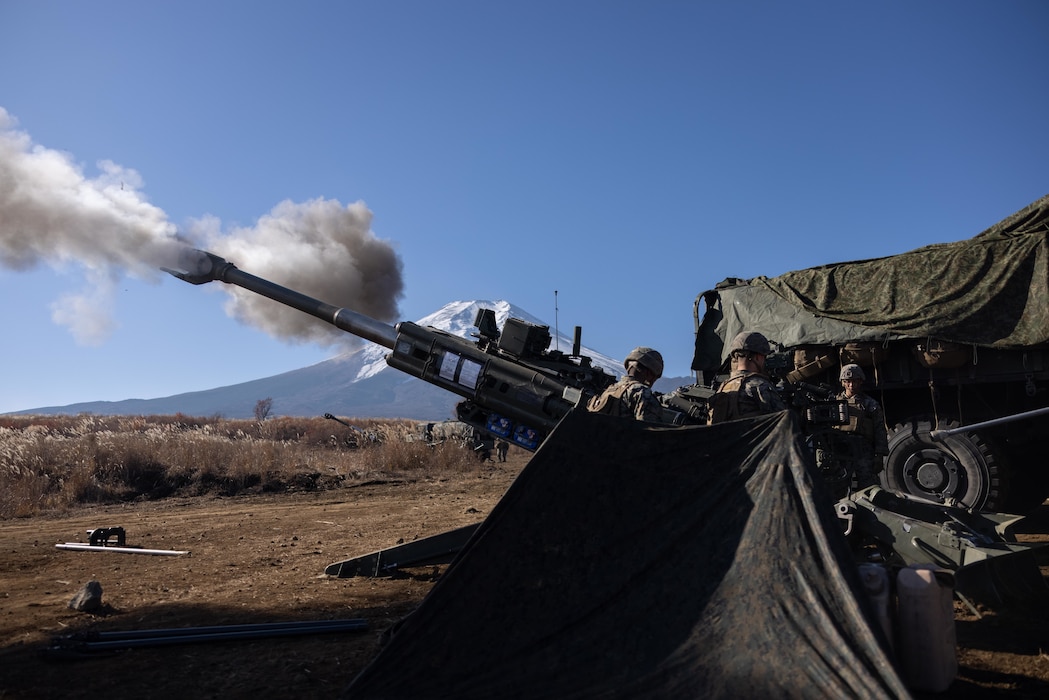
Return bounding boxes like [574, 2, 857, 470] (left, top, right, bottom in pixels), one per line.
[86, 527, 126, 547]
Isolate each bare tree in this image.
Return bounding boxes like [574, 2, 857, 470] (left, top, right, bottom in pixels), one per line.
[254, 397, 274, 421]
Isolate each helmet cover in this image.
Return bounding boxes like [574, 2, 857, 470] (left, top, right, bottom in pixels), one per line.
[729, 331, 771, 356]
[840, 363, 866, 381]
[625, 346, 664, 378]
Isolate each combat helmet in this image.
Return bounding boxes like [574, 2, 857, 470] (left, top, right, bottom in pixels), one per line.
[625, 346, 664, 379]
[728, 331, 771, 357]
[840, 363, 866, 381]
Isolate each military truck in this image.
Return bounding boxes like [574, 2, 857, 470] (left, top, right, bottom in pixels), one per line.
[691, 194, 1049, 513]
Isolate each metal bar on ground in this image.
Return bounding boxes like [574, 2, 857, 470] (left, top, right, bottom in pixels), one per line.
[55, 543, 189, 556]
[51, 619, 369, 653]
[324, 523, 480, 577]
[92, 619, 369, 641]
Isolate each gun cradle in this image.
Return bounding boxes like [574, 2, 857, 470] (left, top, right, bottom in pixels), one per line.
[387, 321, 582, 450]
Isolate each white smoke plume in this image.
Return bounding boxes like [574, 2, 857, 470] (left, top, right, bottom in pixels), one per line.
[0, 107, 404, 347]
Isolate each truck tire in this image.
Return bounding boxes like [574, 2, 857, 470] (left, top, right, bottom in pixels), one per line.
[883, 417, 1007, 511]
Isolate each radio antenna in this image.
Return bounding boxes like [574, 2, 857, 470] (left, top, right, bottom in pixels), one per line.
[554, 290, 559, 352]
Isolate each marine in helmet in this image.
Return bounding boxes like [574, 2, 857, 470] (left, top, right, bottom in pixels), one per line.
[825, 363, 889, 489]
[587, 346, 668, 422]
[707, 331, 787, 424]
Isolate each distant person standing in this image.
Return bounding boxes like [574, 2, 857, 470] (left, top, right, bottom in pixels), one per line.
[495, 438, 509, 462]
[707, 331, 786, 423]
[587, 347, 667, 423]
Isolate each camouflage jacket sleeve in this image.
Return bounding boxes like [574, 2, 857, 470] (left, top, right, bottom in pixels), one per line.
[745, 375, 788, 413]
[622, 381, 665, 423]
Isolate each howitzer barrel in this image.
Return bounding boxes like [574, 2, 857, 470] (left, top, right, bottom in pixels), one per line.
[164, 250, 398, 349]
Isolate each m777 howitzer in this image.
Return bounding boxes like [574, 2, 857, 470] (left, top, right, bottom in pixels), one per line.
[164, 250, 616, 452]
[165, 250, 1047, 604]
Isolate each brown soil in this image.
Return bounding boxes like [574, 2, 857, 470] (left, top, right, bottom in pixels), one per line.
[1, 451, 1047, 699]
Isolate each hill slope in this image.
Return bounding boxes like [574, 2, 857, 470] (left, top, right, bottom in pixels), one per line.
[12, 300, 686, 420]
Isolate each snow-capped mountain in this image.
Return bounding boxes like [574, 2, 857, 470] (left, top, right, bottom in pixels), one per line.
[350, 299, 624, 383]
[13, 301, 642, 420]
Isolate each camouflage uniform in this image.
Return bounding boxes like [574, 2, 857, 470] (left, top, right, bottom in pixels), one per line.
[587, 376, 665, 423]
[587, 346, 667, 423]
[707, 369, 787, 423]
[826, 390, 889, 489]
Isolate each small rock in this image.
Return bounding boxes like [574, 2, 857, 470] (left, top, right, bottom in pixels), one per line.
[68, 580, 103, 612]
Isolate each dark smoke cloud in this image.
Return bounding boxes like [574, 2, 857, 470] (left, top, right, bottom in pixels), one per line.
[0, 107, 403, 347]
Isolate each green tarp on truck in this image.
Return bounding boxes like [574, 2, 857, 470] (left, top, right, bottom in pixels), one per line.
[693, 194, 1049, 371]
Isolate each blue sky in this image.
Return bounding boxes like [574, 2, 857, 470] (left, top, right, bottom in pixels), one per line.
[1, 1, 1047, 415]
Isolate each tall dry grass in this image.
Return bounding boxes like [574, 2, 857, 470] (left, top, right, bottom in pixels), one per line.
[0, 413, 486, 519]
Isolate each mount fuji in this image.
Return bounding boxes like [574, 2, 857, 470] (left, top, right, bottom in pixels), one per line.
[14, 301, 685, 421]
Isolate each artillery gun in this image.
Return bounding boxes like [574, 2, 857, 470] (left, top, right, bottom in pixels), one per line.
[165, 250, 616, 452]
[323, 413, 381, 448]
[165, 245, 1046, 606]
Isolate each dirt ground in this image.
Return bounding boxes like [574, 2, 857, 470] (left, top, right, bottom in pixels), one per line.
[1, 450, 1047, 699]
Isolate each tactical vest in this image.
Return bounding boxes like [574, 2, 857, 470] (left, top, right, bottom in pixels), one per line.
[834, 398, 877, 441]
[587, 381, 634, 418]
[708, 373, 765, 423]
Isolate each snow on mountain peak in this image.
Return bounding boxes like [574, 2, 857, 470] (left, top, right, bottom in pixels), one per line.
[351, 300, 623, 382]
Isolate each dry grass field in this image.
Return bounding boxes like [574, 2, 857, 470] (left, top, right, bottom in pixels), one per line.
[0, 413, 478, 520]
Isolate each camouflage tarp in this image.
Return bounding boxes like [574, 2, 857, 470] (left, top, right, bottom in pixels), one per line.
[693, 194, 1049, 370]
[344, 409, 909, 699]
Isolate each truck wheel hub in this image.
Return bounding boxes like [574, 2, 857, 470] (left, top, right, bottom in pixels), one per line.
[906, 448, 958, 493]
